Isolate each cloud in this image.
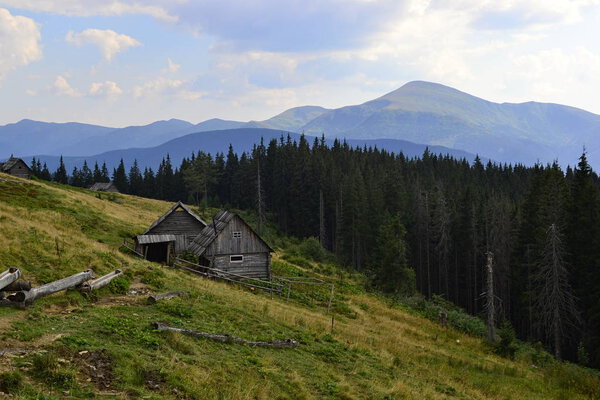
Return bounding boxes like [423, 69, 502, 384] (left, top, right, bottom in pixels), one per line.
[66, 29, 141, 61]
[132, 77, 202, 100]
[89, 81, 122, 98]
[50, 75, 81, 97]
[0, 8, 42, 82]
[0, 0, 177, 22]
[163, 58, 180, 73]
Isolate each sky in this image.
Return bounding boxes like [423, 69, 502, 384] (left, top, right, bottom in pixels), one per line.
[1, 0, 600, 127]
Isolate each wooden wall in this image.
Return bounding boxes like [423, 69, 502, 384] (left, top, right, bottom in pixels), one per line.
[211, 253, 270, 280]
[6, 160, 31, 179]
[149, 209, 205, 237]
[205, 215, 270, 256]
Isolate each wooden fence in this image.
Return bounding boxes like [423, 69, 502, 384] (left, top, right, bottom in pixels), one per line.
[173, 258, 285, 296]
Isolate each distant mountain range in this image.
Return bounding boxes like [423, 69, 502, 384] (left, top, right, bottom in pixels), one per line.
[31, 128, 479, 172]
[2, 81, 599, 169]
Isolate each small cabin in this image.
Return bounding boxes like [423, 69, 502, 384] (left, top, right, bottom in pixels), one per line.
[188, 210, 273, 280]
[135, 201, 207, 263]
[89, 182, 120, 193]
[0, 157, 32, 179]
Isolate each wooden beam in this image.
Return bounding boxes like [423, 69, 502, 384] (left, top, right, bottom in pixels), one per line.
[147, 291, 186, 304]
[79, 269, 123, 292]
[152, 322, 299, 348]
[0, 267, 21, 291]
[10, 270, 95, 305]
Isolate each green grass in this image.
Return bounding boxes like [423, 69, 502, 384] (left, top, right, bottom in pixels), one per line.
[1, 173, 599, 399]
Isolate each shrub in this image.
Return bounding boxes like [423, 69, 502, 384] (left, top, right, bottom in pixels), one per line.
[107, 275, 131, 294]
[298, 237, 329, 262]
[0, 371, 24, 394]
[495, 321, 518, 359]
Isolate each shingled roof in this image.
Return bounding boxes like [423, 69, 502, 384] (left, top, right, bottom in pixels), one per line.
[89, 182, 118, 192]
[188, 210, 273, 255]
[0, 157, 29, 172]
[143, 201, 206, 235]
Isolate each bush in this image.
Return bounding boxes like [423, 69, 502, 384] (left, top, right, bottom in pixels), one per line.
[0, 371, 24, 394]
[108, 275, 131, 294]
[495, 321, 518, 359]
[298, 237, 329, 263]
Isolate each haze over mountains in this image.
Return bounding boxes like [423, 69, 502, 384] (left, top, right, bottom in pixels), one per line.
[2, 81, 599, 170]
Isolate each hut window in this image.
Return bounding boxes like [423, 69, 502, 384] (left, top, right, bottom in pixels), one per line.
[230, 255, 243, 263]
[232, 231, 242, 238]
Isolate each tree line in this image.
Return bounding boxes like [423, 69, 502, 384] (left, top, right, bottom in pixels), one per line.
[30, 136, 600, 367]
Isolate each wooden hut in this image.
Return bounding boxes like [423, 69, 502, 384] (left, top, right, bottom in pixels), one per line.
[135, 201, 207, 263]
[0, 157, 32, 179]
[89, 182, 120, 193]
[188, 210, 273, 279]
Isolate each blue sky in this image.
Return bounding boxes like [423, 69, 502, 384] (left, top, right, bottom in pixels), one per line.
[1, 0, 600, 127]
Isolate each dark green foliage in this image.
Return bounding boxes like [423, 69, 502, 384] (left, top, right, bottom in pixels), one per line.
[298, 237, 329, 262]
[495, 321, 518, 359]
[0, 371, 24, 394]
[107, 275, 131, 294]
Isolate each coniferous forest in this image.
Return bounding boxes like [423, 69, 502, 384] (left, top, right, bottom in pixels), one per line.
[31, 135, 600, 368]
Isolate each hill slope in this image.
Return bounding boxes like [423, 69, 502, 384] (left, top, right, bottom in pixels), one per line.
[1, 173, 599, 399]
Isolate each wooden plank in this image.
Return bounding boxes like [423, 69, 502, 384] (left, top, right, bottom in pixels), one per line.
[0, 268, 21, 291]
[10, 270, 95, 305]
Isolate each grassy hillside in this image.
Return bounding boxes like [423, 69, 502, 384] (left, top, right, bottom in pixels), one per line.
[1, 173, 599, 399]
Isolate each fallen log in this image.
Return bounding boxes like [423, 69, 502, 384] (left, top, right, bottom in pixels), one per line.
[147, 291, 186, 304]
[0, 267, 21, 291]
[152, 322, 299, 348]
[2, 281, 32, 292]
[79, 269, 122, 292]
[10, 270, 95, 305]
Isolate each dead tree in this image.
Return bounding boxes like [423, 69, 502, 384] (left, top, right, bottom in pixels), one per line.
[152, 322, 298, 348]
[147, 291, 186, 304]
[484, 252, 496, 342]
[0, 268, 21, 291]
[10, 270, 94, 305]
[535, 224, 580, 359]
[79, 269, 122, 292]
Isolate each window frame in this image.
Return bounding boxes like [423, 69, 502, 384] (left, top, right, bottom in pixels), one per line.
[230, 255, 244, 263]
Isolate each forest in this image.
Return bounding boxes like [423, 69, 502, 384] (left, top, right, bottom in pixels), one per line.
[29, 135, 600, 368]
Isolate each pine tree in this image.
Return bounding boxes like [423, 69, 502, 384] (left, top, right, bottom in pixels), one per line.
[53, 156, 68, 184]
[535, 223, 580, 359]
[112, 159, 128, 193]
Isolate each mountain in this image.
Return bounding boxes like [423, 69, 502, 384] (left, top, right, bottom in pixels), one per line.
[4, 81, 600, 168]
[245, 105, 330, 131]
[30, 128, 479, 172]
[0, 119, 113, 157]
[299, 81, 600, 167]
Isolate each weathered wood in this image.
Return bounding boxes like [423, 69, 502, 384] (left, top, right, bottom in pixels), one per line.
[0, 267, 21, 291]
[147, 291, 186, 304]
[2, 281, 32, 292]
[79, 269, 122, 292]
[10, 270, 95, 305]
[152, 322, 298, 348]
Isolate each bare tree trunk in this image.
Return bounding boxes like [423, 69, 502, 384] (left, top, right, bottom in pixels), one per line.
[10, 270, 94, 305]
[152, 322, 298, 348]
[2, 281, 31, 292]
[79, 269, 122, 292]
[0, 268, 21, 291]
[485, 252, 496, 342]
[147, 291, 186, 303]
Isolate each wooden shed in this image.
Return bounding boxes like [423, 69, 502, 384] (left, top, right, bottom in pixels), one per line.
[89, 182, 120, 193]
[188, 210, 273, 280]
[135, 201, 207, 263]
[0, 157, 32, 179]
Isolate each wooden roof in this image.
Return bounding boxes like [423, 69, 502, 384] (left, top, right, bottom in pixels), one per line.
[136, 234, 176, 244]
[142, 201, 207, 235]
[188, 210, 273, 255]
[0, 157, 30, 172]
